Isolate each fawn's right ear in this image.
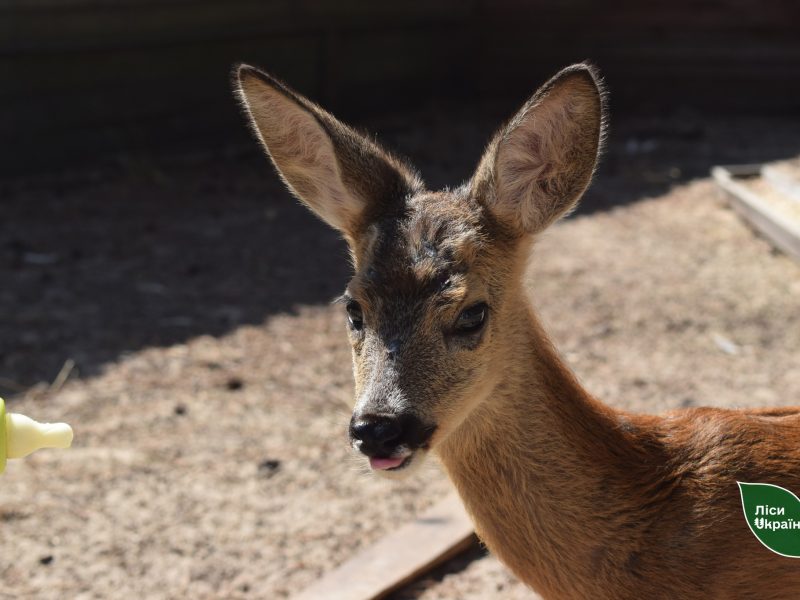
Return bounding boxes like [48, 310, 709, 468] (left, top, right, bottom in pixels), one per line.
[472, 63, 606, 237]
[235, 65, 421, 239]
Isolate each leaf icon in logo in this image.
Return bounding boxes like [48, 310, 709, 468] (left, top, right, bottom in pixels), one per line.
[738, 482, 800, 558]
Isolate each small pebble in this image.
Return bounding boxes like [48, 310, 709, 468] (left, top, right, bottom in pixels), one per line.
[226, 377, 244, 391]
[258, 459, 281, 478]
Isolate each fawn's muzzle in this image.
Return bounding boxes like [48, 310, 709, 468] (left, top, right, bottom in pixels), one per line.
[349, 413, 436, 458]
[350, 415, 401, 456]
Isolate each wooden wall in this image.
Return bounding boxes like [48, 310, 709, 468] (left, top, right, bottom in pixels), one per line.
[2, 0, 799, 175]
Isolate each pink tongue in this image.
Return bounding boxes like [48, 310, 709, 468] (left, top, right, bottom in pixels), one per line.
[369, 456, 405, 470]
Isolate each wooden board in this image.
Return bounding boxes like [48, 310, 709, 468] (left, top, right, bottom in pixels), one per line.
[292, 492, 476, 600]
[712, 165, 800, 262]
[762, 162, 800, 204]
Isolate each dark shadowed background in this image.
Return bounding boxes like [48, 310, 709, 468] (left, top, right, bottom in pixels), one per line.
[3, 0, 800, 176]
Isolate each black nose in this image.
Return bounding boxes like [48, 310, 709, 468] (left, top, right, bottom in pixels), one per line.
[350, 415, 402, 456]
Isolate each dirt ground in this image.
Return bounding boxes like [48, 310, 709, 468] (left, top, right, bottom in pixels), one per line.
[1, 112, 799, 599]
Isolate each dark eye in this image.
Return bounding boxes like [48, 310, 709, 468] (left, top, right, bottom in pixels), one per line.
[346, 300, 363, 331]
[454, 302, 488, 334]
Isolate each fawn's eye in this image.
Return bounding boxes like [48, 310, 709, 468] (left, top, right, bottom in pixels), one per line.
[346, 300, 364, 331]
[454, 302, 488, 334]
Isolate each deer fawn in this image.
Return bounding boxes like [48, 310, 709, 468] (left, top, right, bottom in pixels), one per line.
[236, 63, 800, 599]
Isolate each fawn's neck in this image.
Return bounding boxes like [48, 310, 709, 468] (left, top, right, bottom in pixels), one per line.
[436, 296, 651, 598]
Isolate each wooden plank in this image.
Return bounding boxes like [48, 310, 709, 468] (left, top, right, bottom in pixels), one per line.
[712, 165, 800, 262]
[762, 163, 800, 204]
[292, 492, 476, 600]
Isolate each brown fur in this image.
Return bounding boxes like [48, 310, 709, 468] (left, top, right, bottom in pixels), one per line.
[235, 63, 800, 599]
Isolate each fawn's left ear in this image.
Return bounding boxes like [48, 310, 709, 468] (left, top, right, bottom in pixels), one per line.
[235, 65, 421, 239]
[472, 63, 606, 236]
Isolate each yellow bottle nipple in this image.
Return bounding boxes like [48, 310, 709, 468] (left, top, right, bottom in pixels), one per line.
[1, 397, 73, 474]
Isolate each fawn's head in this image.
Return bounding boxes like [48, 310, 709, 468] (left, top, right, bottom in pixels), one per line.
[236, 64, 605, 477]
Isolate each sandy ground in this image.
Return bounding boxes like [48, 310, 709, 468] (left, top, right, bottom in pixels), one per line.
[1, 114, 799, 599]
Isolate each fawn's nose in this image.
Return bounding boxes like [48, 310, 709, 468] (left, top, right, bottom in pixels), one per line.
[350, 415, 403, 456]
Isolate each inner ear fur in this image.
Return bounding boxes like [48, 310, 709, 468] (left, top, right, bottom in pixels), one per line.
[473, 63, 607, 236]
[235, 65, 422, 237]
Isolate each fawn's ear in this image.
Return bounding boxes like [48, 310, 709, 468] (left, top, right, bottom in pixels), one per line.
[235, 65, 421, 237]
[472, 63, 606, 236]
